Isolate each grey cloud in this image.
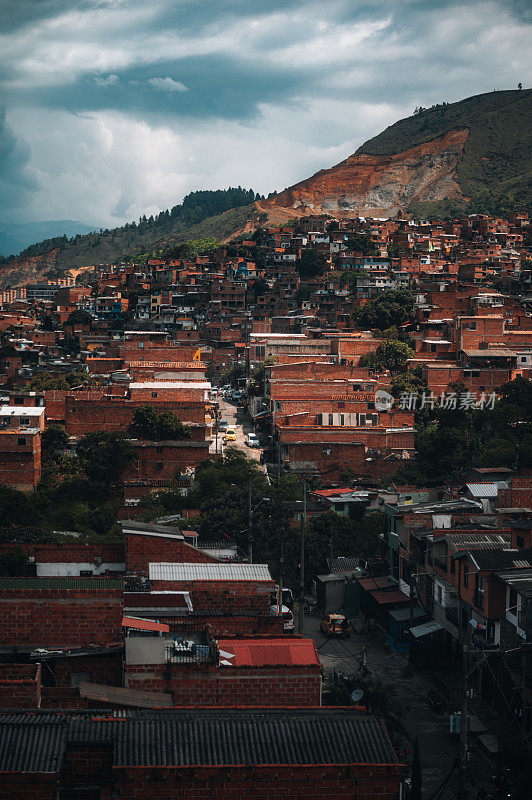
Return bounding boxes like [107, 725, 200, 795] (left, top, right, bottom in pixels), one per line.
[0, 107, 38, 216]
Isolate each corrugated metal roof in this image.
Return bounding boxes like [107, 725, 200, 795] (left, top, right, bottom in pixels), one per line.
[466, 483, 500, 498]
[448, 532, 510, 551]
[216, 639, 319, 667]
[468, 548, 532, 571]
[0, 711, 398, 769]
[0, 719, 66, 772]
[149, 563, 272, 581]
[122, 616, 170, 633]
[0, 577, 123, 590]
[114, 711, 397, 766]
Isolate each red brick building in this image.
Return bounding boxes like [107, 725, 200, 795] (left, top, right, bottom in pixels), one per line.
[149, 562, 274, 614]
[124, 637, 322, 707]
[0, 577, 123, 649]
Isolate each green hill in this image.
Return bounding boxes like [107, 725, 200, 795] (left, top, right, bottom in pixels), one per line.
[0, 188, 261, 275]
[359, 88, 532, 217]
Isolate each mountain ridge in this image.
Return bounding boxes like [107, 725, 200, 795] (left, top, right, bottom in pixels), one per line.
[0, 89, 529, 287]
[262, 88, 531, 220]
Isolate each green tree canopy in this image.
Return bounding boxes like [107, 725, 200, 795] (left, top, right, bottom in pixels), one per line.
[77, 431, 134, 489]
[0, 546, 31, 577]
[64, 309, 93, 327]
[355, 289, 414, 330]
[130, 404, 191, 441]
[297, 249, 327, 279]
[42, 425, 69, 462]
[359, 340, 414, 373]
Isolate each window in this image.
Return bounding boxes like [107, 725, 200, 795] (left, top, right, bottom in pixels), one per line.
[517, 536, 525, 550]
[151, 391, 157, 398]
[521, 356, 527, 363]
[431, 344, 436, 353]
[17, 437, 26, 446]
[468, 321, 477, 330]
[14, 397, 23, 405]
[328, 414, 334, 425]
[138, 341, 144, 349]
[155, 461, 163, 471]
[509, 587, 518, 614]
[20, 417, 29, 426]
[70, 671, 90, 688]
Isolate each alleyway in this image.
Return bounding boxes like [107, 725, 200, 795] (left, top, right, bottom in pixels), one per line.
[302, 611, 501, 799]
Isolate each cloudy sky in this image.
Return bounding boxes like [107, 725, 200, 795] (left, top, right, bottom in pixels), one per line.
[1, 0, 530, 227]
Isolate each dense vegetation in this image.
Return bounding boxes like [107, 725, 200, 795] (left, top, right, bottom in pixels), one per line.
[359, 89, 532, 216]
[392, 377, 532, 485]
[138, 447, 386, 588]
[0, 187, 262, 270]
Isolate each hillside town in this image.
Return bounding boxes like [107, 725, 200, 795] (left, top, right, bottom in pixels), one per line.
[0, 208, 531, 799]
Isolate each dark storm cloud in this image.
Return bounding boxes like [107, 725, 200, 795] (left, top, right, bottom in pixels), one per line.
[0, 107, 37, 215]
[14, 56, 308, 121]
[0, 0, 530, 225]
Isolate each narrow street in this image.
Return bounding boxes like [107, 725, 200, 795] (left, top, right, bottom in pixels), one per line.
[301, 611, 497, 800]
[210, 397, 263, 466]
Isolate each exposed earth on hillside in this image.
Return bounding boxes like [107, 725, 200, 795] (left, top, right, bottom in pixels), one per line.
[259, 129, 469, 219]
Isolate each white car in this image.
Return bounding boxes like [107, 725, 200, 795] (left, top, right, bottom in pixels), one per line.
[246, 433, 260, 448]
[270, 604, 294, 633]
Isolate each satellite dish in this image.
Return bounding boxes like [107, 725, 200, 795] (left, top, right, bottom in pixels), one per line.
[350, 689, 364, 703]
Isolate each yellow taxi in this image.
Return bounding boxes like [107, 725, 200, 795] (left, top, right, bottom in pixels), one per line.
[223, 427, 237, 442]
[320, 613, 350, 639]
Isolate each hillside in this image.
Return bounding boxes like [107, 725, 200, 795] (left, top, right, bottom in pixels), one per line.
[1, 89, 529, 288]
[0, 188, 262, 287]
[263, 89, 531, 219]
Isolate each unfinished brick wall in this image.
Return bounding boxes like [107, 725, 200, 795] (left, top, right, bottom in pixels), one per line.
[149, 579, 274, 614]
[0, 581, 123, 648]
[125, 661, 321, 707]
[122, 440, 210, 485]
[0, 663, 41, 708]
[113, 764, 403, 799]
[125, 533, 216, 572]
[65, 396, 206, 435]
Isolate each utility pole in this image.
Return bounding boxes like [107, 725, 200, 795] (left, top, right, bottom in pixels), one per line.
[278, 539, 284, 615]
[458, 643, 469, 800]
[298, 475, 307, 634]
[248, 476, 253, 564]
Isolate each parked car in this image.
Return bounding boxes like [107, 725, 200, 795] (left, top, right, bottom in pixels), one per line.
[246, 432, 260, 448]
[223, 427, 236, 442]
[232, 390, 245, 403]
[320, 613, 350, 639]
[218, 419, 228, 432]
[270, 604, 294, 633]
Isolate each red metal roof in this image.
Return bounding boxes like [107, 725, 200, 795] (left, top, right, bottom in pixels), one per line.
[216, 638, 320, 667]
[121, 616, 170, 633]
[313, 488, 353, 497]
[370, 590, 409, 606]
[358, 576, 397, 591]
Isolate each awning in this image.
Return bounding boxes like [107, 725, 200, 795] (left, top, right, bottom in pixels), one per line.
[79, 681, 172, 708]
[122, 616, 170, 633]
[410, 620, 443, 639]
[370, 589, 409, 605]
